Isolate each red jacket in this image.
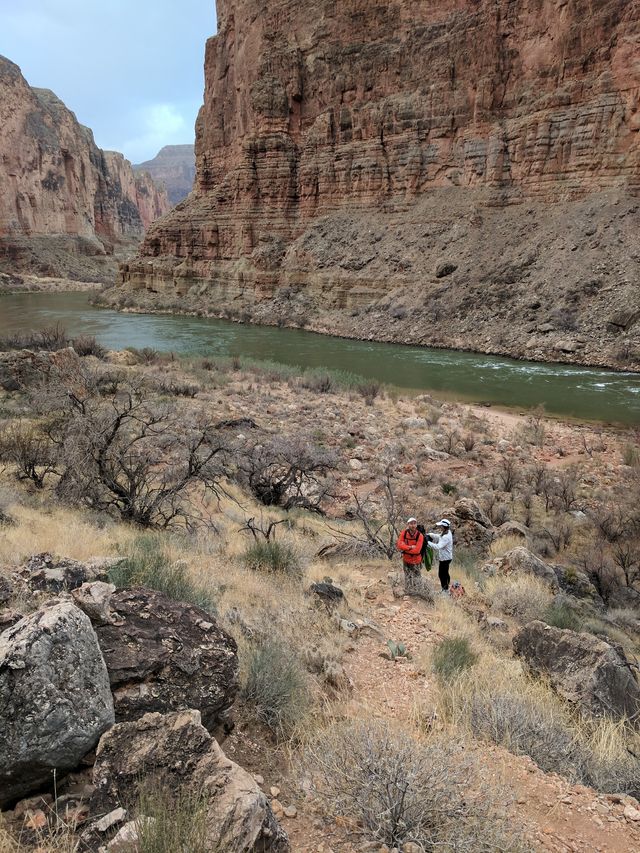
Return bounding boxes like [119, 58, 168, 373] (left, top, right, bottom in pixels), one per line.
[397, 528, 424, 565]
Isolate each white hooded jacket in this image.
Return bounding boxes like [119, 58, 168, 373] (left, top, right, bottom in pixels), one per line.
[429, 529, 453, 561]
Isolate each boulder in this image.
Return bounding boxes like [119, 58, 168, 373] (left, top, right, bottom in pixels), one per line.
[452, 498, 492, 528]
[308, 581, 345, 610]
[553, 564, 602, 603]
[0, 573, 13, 604]
[19, 552, 110, 596]
[513, 621, 640, 721]
[486, 547, 559, 591]
[0, 347, 81, 391]
[92, 710, 289, 852]
[496, 520, 529, 540]
[82, 587, 238, 729]
[0, 602, 114, 807]
[72, 581, 116, 626]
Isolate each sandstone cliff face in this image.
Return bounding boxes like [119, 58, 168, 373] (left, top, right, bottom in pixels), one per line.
[0, 56, 170, 282]
[115, 0, 640, 368]
[133, 145, 196, 206]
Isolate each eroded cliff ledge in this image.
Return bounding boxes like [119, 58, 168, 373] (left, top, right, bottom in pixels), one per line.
[111, 0, 640, 368]
[0, 57, 170, 283]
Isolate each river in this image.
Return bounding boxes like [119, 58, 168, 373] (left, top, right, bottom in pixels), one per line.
[0, 291, 638, 425]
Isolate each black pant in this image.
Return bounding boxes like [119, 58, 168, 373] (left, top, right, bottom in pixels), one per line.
[439, 560, 451, 591]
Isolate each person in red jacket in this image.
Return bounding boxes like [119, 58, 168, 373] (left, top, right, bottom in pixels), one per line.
[397, 517, 424, 595]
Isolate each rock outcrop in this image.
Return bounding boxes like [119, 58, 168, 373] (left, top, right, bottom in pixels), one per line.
[0, 602, 114, 807]
[109, 0, 640, 369]
[75, 586, 239, 728]
[482, 547, 560, 591]
[0, 56, 170, 282]
[92, 710, 290, 852]
[134, 145, 196, 206]
[513, 620, 640, 721]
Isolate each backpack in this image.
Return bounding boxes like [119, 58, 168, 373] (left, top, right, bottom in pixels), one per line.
[449, 580, 465, 599]
[417, 524, 433, 571]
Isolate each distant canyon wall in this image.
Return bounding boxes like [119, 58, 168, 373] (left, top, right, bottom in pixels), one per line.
[113, 0, 640, 368]
[0, 56, 170, 282]
[133, 145, 196, 206]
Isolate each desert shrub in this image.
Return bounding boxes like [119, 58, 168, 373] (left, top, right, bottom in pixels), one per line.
[485, 574, 553, 623]
[72, 334, 106, 358]
[136, 782, 208, 853]
[432, 636, 478, 682]
[243, 639, 310, 734]
[0, 324, 68, 352]
[0, 422, 57, 489]
[304, 721, 531, 850]
[623, 444, 640, 467]
[607, 607, 640, 632]
[111, 536, 216, 613]
[242, 539, 301, 578]
[441, 481, 457, 496]
[126, 346, 160, 364]
[488, 535, 525, 558]
[543, 597, 583, 631]
[357, 380, 381, 406]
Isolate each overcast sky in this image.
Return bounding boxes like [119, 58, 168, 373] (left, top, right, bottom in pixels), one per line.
[0, 0, 216, 163]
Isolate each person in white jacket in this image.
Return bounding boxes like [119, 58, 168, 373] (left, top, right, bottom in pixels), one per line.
[427, 518, 453, 592]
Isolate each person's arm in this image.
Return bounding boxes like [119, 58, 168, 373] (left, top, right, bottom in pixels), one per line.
[428, 533, 444, 553]
[406, 533, 424, 556]
[397, 532, 410, 553]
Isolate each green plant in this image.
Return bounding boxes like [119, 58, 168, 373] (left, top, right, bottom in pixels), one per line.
[110, 536, 216, 613]
[383, 640, 410, 661]
[544, 599, 582, 631]
[242, 539, 301, 578]
[243, 639, 310, 734]
[441, 482, 458, 496]
[432, 637, 478, 681]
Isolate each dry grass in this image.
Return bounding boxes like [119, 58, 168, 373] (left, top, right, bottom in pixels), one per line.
[484, 573, 553, 623]
[488, 534, 527, 558]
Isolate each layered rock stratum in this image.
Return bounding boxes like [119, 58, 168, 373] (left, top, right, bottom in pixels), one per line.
[133, 144, 196, 206]
[110, 0, 640, 368]
[0, 56, 170, 283]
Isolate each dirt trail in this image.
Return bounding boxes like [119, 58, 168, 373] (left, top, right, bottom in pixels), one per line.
[285, 574, 640, 853]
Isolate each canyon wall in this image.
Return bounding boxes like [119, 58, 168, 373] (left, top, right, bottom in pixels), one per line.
[134, 145, 196, 206]
[0, 56, 170, 283]
[114, 0, 640, 368]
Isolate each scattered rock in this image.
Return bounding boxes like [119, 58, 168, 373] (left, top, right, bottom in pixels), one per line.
[435, 262, 457, 278]
[0, 602, 114, 807]
[496, 520, 529, 540]
[19, 552, 109, 596]
[283, 805, 297, 818]
[484, 615, 507, 630]
[0, 574, 13, 604]
[0, 608, 21, 631]
[94, 807, 127, 833]
[452, 498, 492, 528]
[513, 620, 640, 721]
[624, 804, 640, 821]
[309, 581, 345, 610]
[87, 587, 239, 729]
[92, 710, 290, 852]
[72, 581, 116, 625]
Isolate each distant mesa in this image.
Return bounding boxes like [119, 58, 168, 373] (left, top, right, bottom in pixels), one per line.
[0, 54, 170, 283]
[134, 145, 196, 206]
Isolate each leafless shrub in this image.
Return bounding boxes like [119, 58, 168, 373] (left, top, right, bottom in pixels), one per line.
[437, 427, 461, 456]
[304, 721, 530, 850]
[551, 465, 581, 512]
[239, 436, 337, 514]
[328, 473, 406, 559]
[72, 335, 106, 358]
[357, 380, 381, 406]
[462, 433, 476, 452]
[300, 371, 334, 394]
[0, 324, 69, 352]
[542, 517, 574, 553]
[495, 455, 520, 493]
[0, 422, 57, 488]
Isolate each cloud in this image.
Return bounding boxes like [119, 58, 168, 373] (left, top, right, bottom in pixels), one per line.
[0, 0, 215, 161]
[118, 103, 191, 163]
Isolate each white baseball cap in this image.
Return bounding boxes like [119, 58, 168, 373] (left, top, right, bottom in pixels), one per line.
[407, 517, 418, 523]
[437, 518, 451, 527]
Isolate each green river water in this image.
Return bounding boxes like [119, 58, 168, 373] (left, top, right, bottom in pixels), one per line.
[0, 291, 638, 425]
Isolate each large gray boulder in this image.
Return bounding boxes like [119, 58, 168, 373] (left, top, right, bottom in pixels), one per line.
[92, 710, 289, 852]
[513, 620, 640, 721]
[75, 586, 239, 729]
[0, 602, 114, 806]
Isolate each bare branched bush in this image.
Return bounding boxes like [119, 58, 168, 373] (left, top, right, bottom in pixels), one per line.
[328, 473, 406, 559]
[0, 324, 69, 352]
[0, 422, 57, 488]
[239, 436, 336, 514]
[357, 380, 382, 406]
[304, 721, 531, 850]
[72, 334, 106, 358]
[495, 455, 520, 493]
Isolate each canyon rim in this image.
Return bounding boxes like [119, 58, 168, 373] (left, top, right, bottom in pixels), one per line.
[106, 0, 640, 370]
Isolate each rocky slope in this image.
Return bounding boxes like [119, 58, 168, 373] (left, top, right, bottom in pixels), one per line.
[0, 56, 170, 283]
[109, 0, 640, 369]
[133, 144, 196, 205]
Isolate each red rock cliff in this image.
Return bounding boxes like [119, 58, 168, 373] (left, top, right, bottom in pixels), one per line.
[117, 0, 640, 368]
[0, 56, 170, 282]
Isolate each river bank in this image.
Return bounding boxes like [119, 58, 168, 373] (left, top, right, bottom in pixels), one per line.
[96, 279, 640, 375]
[0, 273, 101, 294]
